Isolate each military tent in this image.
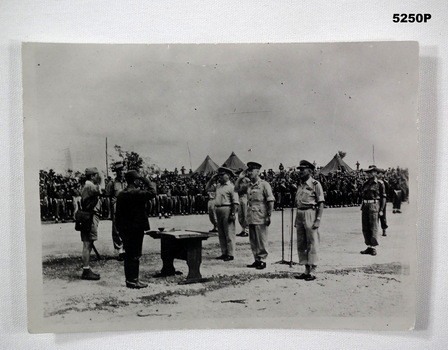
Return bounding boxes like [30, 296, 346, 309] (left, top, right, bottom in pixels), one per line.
[320, 154, 354, 175]
[222, 152, 247, 171]
[193, 155, 219, 174]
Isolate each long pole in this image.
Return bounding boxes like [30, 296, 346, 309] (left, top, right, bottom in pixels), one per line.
[105, 137, 109, 177]
[373, 144, 375, 165]
[187, 142, 192, 170]
[281, 208, 285, 260]
[290, 208, 294, 267]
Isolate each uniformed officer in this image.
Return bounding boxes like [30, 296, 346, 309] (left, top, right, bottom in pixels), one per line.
[105, 161, 126, 261]
[205, 167, 239, 261]
[294, 160, 325, 281]
[360, 166, 386, 256]
[245, 162, 275, 270]
[115, 170, 157, 289]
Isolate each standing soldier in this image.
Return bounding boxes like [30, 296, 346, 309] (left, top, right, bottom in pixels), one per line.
[105, 162, 126, 261]
[79, 167, 104, 281]
[360, 166, 386, 256]
[235, 169, 250, 237]
[115, 170, 157, 289]
[294, 160, 325, 281]
[205, 167, 239, 261]
[245, 162, 275, 270]
[392, 177, 405, 214]
[377, 169, 389, 236]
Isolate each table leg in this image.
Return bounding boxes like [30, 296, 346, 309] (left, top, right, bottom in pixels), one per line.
[155, 238, 177, 277]
[179, 238, 210, 284]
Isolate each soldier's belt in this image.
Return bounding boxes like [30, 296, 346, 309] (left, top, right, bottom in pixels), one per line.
[362, 199, 377, 204]
[297, 206, 316, 210]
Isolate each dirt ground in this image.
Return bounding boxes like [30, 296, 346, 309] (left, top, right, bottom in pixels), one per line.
[39, 204, 415, 331]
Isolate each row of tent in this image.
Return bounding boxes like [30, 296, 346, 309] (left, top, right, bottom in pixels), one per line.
[193, 152, 354, 175]
[193, 152, 247, 174]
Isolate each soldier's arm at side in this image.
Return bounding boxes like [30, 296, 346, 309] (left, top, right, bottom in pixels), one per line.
[313, 182, 325, 228]
[140, 177, 158, 199]
[229, 187, 239, 222]
[379, 182, 386, 213]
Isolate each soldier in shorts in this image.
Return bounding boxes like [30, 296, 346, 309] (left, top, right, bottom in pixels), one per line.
[80, 167, 103, 281]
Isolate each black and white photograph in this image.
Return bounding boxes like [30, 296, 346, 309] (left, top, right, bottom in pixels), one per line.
[23, 41, 418, 333]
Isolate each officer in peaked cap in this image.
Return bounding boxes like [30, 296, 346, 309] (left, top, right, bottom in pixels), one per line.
[246, 161, 262, 170]
[217, 166, 235, 177]
[364, 165, 380, 173]
[112, 161, 124, 171]
[106, 161, 127, 261]
[245, 161, 275, 270]
[85, 167, 99, 176]
[297, 160, 316, 171]
[294, 159, 325, 281]
[360, 165, 386, 256]
[205, 166, 239, 261]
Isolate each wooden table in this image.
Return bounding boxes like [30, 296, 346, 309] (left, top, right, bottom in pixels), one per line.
[147, 230, 213, 284]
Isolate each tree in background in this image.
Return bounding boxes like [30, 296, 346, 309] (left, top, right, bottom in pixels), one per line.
[112, 144, 159, 174]
[337, 151, 347, 159]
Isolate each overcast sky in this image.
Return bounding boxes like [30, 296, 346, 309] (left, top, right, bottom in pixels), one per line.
[23, 41, 419, 174]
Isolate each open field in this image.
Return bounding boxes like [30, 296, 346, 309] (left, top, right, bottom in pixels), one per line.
[38, 204, 415, 331]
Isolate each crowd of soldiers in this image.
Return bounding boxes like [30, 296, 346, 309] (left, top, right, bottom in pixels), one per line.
[39, 165, 409, 223]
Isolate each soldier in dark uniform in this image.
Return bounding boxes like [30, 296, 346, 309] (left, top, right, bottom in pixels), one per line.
[115, 170, 157, 289]
[360, 166, 386, 256]
[294, 160, 325, 281]
[392, 177, 406, 214]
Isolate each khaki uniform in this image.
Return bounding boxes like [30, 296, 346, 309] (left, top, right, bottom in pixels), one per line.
[247, 179, 275, 261]
[294, 177, 324, 265]
[214, 181, 239, 257]
[361, 179, 385, 246]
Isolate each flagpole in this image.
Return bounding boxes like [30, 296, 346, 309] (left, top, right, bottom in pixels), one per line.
[187, 142, 192, 170]
[372, 144, 375, 165]
[106, 137, 109, 177]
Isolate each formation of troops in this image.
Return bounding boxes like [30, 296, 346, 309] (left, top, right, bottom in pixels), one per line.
[42, 159, 409, 288]
[39, 165, 408, 222]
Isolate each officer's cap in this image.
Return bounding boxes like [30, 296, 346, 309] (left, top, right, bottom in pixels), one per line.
[112, 161, 124, 171]
[364, 165, 380, 173]
[247, 162, 262, 170]
[85, 167, 99, 176]
[124, 170, 141, 183]
[297, 160, 315, 170]
[217, 167, 234, 176]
